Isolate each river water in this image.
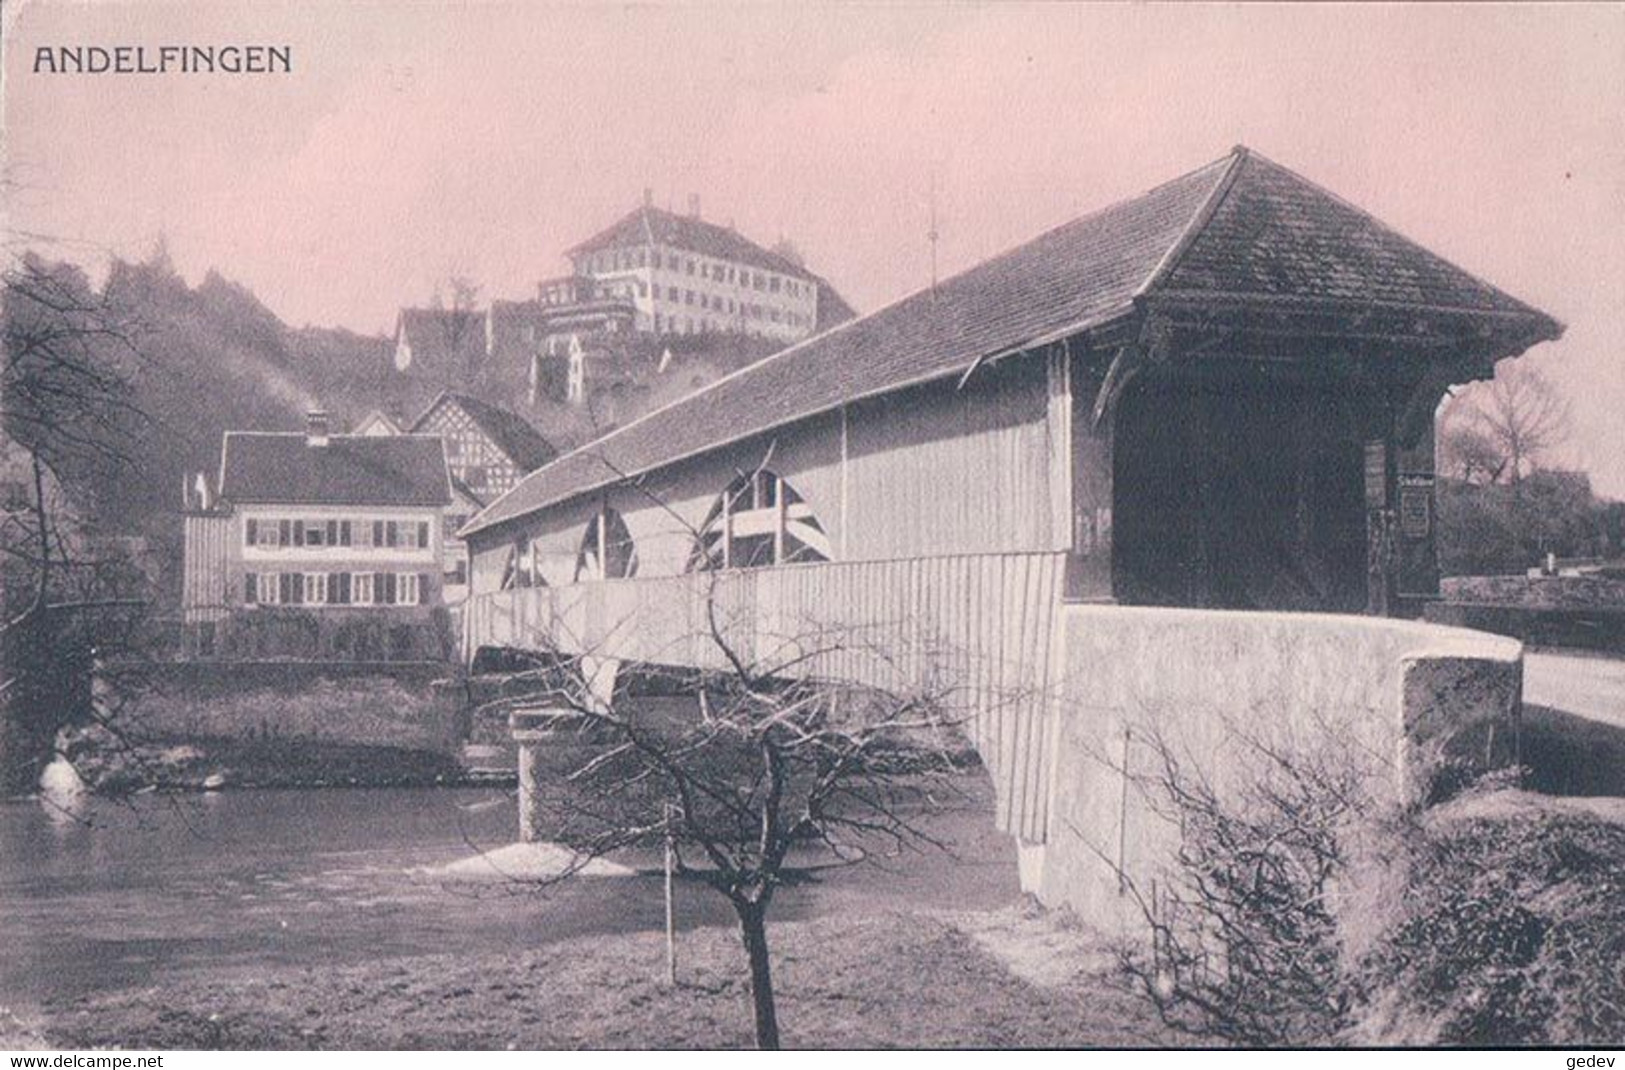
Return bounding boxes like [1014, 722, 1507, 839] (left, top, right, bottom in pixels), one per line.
[0, 784, 1016, 1006]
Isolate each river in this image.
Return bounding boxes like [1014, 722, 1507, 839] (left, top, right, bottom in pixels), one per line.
[0, 783, 1017, 1007]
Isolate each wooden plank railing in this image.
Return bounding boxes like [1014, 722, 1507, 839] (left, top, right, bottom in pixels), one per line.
[463, 551, 1067, 840]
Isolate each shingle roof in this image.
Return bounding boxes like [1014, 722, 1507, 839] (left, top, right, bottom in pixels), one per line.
[465, 146, 1560, 538]
[1157, 151, 1545, 313]
[412, 393, 558, 473]
[220, 433, 451, 507]
[569, 205, 815, 281]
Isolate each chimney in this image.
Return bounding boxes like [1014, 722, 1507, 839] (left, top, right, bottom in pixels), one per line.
[306, 410, 331, 448]
[688, 194, 700, 220]
[643, 187, 654, 208]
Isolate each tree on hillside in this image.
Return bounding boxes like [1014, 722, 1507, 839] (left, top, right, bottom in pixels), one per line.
[1439, 364, 1572, 486]
[431, 274, 484, 385]
[93, 252, 318, 597]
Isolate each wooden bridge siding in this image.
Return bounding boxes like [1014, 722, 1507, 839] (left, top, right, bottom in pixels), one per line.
[465, 551, 1065, 841]
[842, 361, 1062, 562]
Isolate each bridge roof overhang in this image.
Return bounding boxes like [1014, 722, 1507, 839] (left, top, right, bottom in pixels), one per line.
[462, 146, 1562, 543]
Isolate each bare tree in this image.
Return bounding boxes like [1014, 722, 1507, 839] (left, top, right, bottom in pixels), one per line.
[476, 455, 988, 1048]
[1, 252, 156, 795]
[1437, 422, 1506, 486]
[430, 274, 484, 386]
[1440, 364, 1573, 485]
[493, 607, 975, 1048]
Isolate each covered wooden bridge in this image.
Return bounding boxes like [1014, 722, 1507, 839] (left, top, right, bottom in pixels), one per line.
[458, 147, 1557, 917]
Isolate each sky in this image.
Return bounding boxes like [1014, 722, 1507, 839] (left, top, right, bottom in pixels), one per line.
[4, 2, 1623, 495]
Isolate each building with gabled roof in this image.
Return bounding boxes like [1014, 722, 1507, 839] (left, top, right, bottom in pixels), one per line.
[465, 147, 1558, 559]
[392, 307, 486, 377]
[457, 145, 1559, 931]
[569, 200, 814, 281]
[408, 391, 557, 496]
[180, 412, 455, 660]
[566, 194, 830, 343]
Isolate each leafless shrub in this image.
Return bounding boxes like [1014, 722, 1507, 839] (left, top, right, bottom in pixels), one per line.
[1112, 723, 1395, 1046]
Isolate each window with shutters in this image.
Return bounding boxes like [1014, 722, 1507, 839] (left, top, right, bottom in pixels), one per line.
[392, 572, 421, 605]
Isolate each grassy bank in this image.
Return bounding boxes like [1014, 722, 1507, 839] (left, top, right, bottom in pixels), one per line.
[1351, 790, 1625, 1045]
[117, 667, 457, 750]
[40, 909, 1168, 1050]
[49, 662, 484, 794]
[61, 726, 490, 793]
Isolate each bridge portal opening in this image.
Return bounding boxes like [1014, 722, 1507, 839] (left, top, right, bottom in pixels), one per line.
[1110, 370, 1368, 613]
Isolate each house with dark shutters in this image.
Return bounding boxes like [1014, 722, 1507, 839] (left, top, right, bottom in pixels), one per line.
[180, 412, 454, 660]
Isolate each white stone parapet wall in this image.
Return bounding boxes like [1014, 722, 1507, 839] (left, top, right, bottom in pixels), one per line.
[1027, 604, 1523, 932]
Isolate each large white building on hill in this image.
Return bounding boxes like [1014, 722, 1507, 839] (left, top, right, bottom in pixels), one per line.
[560, 192, 847, 343]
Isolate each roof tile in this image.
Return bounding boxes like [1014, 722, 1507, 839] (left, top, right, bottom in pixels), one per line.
[221, 433, 451, 507]
[466, 147, 1559, 538]
[413, 393, 557, 473]
[570, 206, 815, 281]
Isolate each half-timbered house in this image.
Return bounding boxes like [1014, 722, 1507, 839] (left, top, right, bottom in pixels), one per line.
[406, 392, 556, 602]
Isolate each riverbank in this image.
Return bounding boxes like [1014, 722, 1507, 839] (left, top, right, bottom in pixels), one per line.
[33, 906, 1169, 1050]
[55, 727, 503, 794]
